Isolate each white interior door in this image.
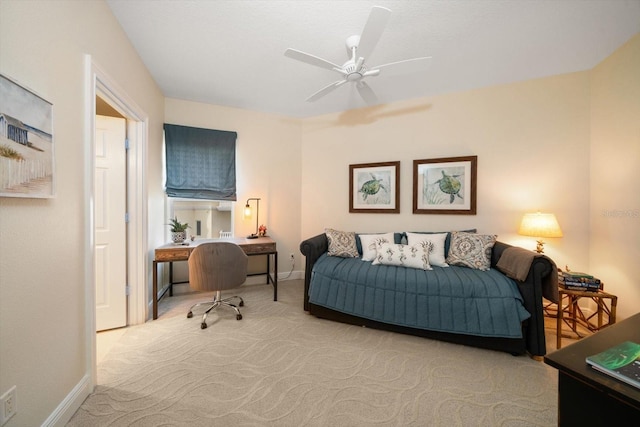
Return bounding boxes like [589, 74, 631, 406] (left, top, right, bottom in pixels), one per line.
[95, 115, 127, 331]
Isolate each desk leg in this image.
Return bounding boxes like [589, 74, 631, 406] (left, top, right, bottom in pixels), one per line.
[266, 254, 271, 285]
[152, 260, 158, 320]
[169, 262, 174, 296]
[273, 252, 278, 301]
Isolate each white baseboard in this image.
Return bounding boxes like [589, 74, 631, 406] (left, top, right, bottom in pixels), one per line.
[277, 269, 304, 282]
[41, 374, 92, 427]
[245, 270, 304, 284]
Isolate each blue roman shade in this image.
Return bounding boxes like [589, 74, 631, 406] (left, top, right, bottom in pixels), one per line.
[164, 123, 237, 200]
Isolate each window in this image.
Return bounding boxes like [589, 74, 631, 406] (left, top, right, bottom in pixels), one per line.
[163, 123, 237, 238]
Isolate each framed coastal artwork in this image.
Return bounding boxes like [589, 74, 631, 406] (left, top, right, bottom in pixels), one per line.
[413, 156, 477, 215]
[349, 161, 400, 213]
[0, 74, 55, 198]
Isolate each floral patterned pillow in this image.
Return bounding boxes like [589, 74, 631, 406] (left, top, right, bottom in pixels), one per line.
[446, 231, 497, 271]
[372, 242, 433, 270]
[325, 228, 359, 258]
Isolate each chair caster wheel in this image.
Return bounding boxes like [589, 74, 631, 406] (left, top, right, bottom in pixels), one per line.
[236, 314, 242, 320]
[201, 322, 207, 329]
[187, 312, 193, 318]
[239, 301, 244, 307]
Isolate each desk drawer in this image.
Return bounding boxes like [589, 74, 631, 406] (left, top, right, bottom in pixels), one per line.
[241, 242, 276, 254]
[155, 249, 190, 261]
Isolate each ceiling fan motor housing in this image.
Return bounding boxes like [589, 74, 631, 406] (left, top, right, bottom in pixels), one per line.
[343, 60, 365, 81]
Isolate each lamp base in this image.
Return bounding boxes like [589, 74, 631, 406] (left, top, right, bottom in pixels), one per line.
[246, 234, 258, 239]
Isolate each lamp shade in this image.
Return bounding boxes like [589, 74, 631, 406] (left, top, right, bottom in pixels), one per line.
[518, 212, 563, 238]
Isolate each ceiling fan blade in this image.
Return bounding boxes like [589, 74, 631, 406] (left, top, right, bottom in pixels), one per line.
[285, 48, 342, 72]
[306, 80, 347, 102]
[357, 6, 391, 60]
[356, 81, 378, 105]
[373, 57, 432, 74]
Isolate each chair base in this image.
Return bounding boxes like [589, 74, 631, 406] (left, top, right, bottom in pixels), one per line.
[187, 290, 244, 329]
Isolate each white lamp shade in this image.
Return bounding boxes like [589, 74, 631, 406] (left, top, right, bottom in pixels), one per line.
[518, 212, 563, 238]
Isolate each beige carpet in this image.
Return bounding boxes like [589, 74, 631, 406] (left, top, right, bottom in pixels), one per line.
[69, 280, 560, 426]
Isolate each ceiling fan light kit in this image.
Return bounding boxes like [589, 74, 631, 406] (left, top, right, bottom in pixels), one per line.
[284, 6, 431, 105]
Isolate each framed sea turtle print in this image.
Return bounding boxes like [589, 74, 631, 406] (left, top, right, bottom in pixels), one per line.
[349, 161, 400, 213]
[413, 156, 477, 215]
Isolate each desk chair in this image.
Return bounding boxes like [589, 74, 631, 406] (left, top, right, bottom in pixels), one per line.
[187, 242, 248, 329]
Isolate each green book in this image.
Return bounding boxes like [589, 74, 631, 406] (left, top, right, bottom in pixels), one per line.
[586, 341, 640, 389]
[563, 271, 594, 279]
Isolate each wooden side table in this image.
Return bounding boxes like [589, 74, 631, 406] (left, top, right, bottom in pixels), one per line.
[556, 286, 617, 349]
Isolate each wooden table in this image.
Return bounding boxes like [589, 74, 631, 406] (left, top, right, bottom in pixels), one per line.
[152, 237, 277, 319]
[556, 286, 617, 349]
[544, 312, 640, 425]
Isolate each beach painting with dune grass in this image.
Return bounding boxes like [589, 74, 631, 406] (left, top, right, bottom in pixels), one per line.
[0, 74, 54, 198]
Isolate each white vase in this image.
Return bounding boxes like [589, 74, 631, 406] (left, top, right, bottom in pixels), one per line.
[171, 231, 186, 244]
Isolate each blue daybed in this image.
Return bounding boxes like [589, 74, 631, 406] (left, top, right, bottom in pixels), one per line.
[300, 232, 556, 356]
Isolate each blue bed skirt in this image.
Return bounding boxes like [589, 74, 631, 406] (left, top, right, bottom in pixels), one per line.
[309, 254, 531, 339]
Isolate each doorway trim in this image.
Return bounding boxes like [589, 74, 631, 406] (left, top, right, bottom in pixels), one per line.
[83, 54, 149, 387]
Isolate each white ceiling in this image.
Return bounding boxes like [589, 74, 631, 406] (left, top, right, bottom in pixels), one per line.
[107, 0, 640, 118]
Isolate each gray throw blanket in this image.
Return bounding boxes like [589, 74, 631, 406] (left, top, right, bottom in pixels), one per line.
[496, 247, 559, 303]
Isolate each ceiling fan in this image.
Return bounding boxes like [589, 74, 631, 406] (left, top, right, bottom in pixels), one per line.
[284, 6, 431, 105]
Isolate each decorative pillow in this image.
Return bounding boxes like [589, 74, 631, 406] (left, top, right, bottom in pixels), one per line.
[406, 229, 477, 257]
[446, 231, 497, 271]
[405, 232, 449, 267]
[372, 242, 433, 270]
[358, 232, 395, 261]
[325, 228, 359, 258]
[356, 232, 403, 254]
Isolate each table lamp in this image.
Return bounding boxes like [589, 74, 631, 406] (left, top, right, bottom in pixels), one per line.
[244, 198, 261, 239]
[518, 212, 563, 253]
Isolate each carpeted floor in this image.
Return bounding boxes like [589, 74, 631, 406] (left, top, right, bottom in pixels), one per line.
[69, 280, 561, 426]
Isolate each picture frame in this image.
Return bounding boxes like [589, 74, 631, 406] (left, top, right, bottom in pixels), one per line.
[413, 155, 477, 215]
[349, 161, 400, 213]
[0, 74, 55, 198]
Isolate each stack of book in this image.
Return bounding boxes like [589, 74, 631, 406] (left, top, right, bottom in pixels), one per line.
[560, 271, 602, 291]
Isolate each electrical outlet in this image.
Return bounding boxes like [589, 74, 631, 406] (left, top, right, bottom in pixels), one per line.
[1, 386, 17, 425]
[289, 253, 295, 261]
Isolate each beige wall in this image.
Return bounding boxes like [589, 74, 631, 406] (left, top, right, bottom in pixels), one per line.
[0, 0, 637, 424]
[300, 34, 640, 321]
[301, 72, 592, 271]
[590, 34, 640, 320]
[164, 98, 303, 272]
[0, 1, 164, 425]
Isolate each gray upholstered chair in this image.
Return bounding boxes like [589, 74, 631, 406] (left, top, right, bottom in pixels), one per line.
[187, 242, 248, 329]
